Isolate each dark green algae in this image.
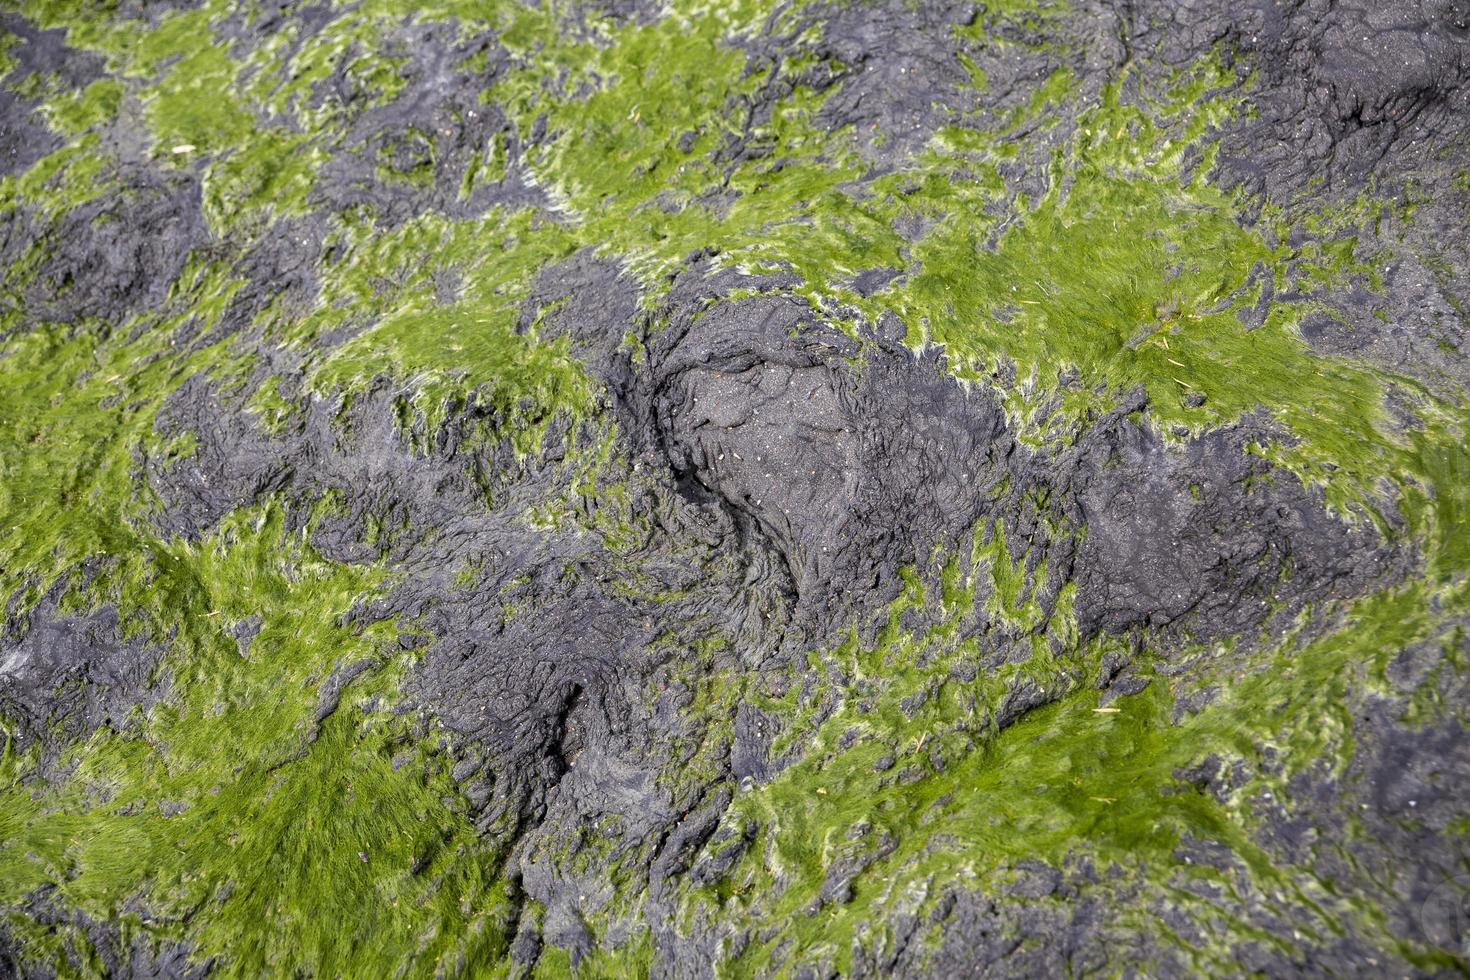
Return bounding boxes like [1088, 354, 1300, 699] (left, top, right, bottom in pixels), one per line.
[0, 0, 1467, 976]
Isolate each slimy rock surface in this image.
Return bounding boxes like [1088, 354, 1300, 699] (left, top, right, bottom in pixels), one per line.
[1, 1, 1469, 975]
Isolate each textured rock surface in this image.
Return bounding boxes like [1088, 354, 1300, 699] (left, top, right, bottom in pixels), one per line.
[0, 0, 1468, 976]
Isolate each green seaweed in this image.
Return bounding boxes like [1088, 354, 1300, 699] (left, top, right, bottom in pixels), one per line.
[1, 0, 1467, 974]
[0, 509, 517, 978]
[677, 562, 1467, 975]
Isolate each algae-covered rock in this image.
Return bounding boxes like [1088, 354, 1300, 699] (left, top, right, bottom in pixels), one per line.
[1, 0, 1468, 975]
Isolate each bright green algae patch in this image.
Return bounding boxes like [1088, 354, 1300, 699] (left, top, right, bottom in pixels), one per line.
[1, 0, 1468, 975]
[0, 512, 515, 977]
[682, 550, 1470, 975]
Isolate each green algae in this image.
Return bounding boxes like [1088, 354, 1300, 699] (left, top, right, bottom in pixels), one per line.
[0, 509, 517, 978]
[38, 78, 123, 137]
[0, 0, 1468, 974]
[676, 562, 1470, 975]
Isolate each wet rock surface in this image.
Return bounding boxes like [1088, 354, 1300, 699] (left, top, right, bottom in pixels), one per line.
[1, 0, 1468, 976]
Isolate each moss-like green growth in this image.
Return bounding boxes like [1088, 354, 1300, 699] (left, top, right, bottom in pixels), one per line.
[0, 509, 516, 977]
[673, 551, 1468, 975]
[1, 0, 1467, 974]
